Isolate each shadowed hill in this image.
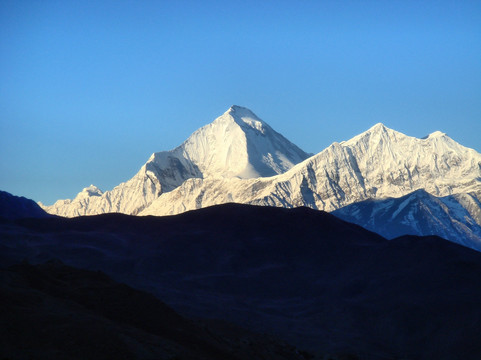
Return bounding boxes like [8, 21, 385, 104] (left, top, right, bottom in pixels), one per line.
[0, 190, 51, 219]
[2, 203, 481, 358]
[0, 260, 308, 360]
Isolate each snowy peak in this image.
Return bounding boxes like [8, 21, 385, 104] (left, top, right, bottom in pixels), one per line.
[335, 121, 481, 197]
[342, 123, 403, 148]
[425, 130, 446, 139]
[72, 185, 104, 201]
[143, 118, 481, 218]
[41, 105, 481, 251]
[42, 106, 309, 217]
[143, 104, 307, 183]
[211, 105, 269, 135]
[368, 122, 389, 133]
[227, 105, 263, 121]
[176, 105, 309, 178]
[224, 105, 268, 133]
[349, 122, 454, 148]
[228, 104, 258, 114]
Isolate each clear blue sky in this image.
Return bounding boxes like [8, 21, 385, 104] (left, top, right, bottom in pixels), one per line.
[1, 0, 480, 204]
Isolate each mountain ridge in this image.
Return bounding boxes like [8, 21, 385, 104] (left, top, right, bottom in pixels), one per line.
[333, 189, 481, 250]
[40, 106, 481, 250]
[0, 190, 51, 219]
[42, 106, 309, 216]
[140, 115, 481, 215]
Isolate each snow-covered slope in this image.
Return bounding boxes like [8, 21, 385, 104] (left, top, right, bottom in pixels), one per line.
[178, 105, 309, 178]
[41, 106, 309, 217]
[140, 123, 481, 216]
[332, 189, 481, 250]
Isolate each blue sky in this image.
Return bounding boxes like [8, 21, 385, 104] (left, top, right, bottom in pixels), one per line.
[1, 0, 480, 204]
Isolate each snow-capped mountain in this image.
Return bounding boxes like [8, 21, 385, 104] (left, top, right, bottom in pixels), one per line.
[41, 106, 309, 217]
[140, 122, 481, 216]
[177, 105, 310, 178]
[332, 189, 481, 250]
[41, 106, 481, 238]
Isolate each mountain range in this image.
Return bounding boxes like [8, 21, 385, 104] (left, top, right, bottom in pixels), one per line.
[40, 105, 481, 249]
[41, 106, 309, 216]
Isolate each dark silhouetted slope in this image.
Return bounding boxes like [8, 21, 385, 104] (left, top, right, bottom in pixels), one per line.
[0, 260, 307, 360]
[0, 190, 51, 219]
[2, 203, 481, 359]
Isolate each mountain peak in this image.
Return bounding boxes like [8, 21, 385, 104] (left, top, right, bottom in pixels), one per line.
[342, 122, 398, 147]
[425, 130, 447, 139]
[223, 105, 258, 118]
[149, 105, 308, 180]
[217, 105, 267, 132]
[370, 122, 388, 131]
[41, 106, 481, 228]
[228, 104, 255, 114]
[185, 105, 308, 178]
[365, 123, 398, 136]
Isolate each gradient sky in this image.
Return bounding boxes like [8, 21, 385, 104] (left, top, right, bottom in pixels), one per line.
[1, 0, 480, 205]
